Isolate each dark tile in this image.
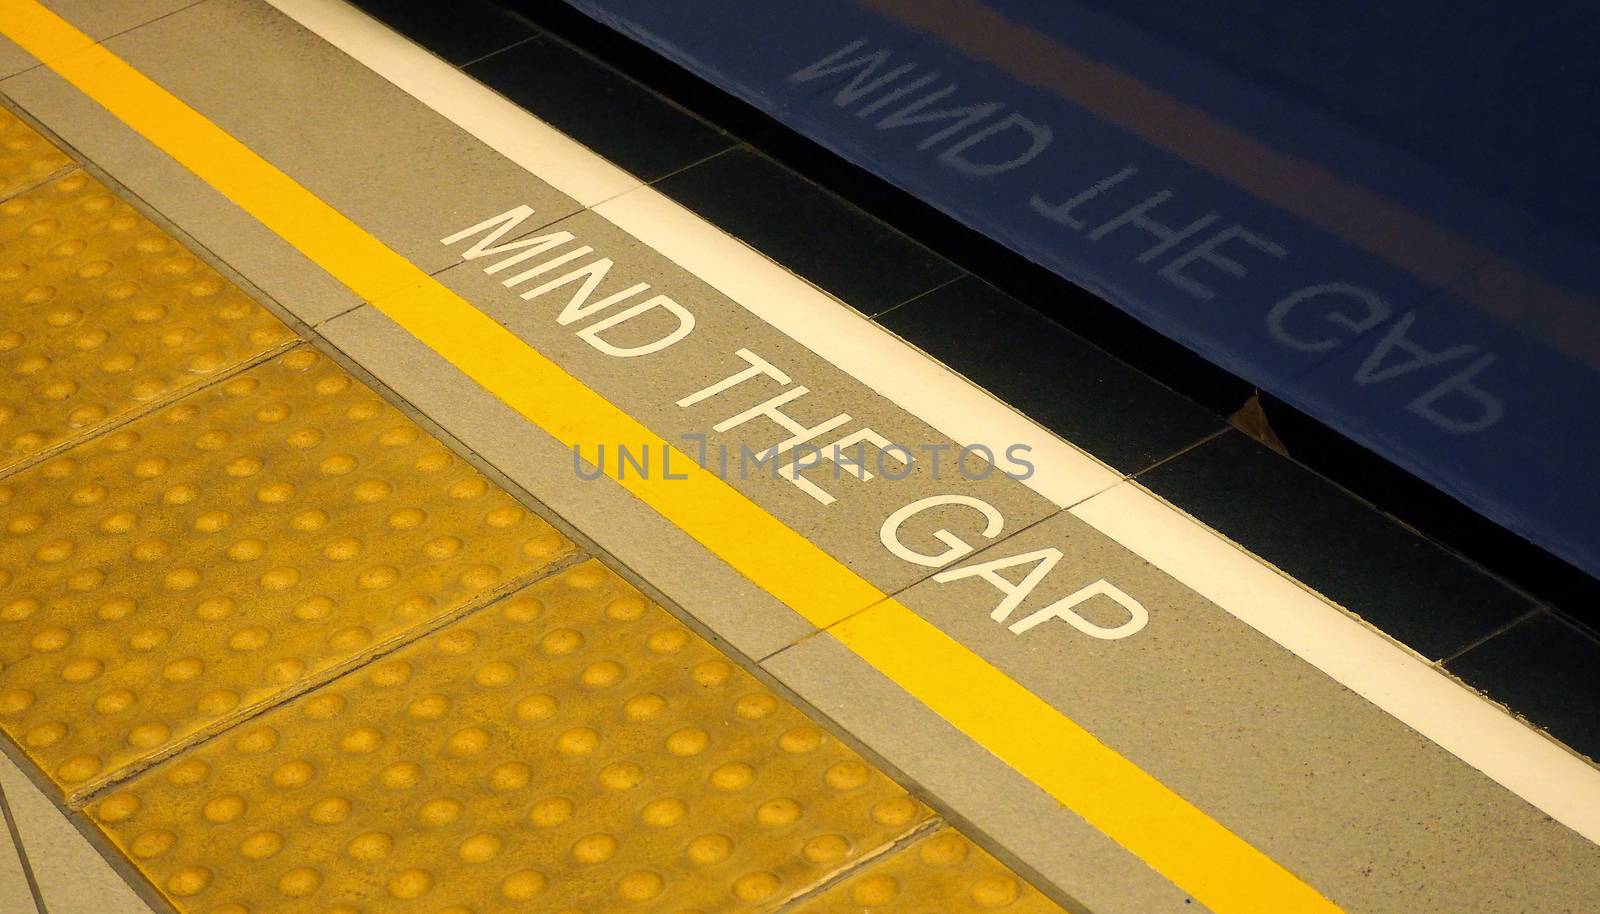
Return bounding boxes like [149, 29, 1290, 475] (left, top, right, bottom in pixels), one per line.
[878, 276, 1221, 473]
[467, 35, 732, 181]
[655, 148, 963, 316]
[1259, 393, 1600, 631]
[1447, 612, 1600, 761]
[1141, 431, 1534, 660]
[349, 0, 536, 65]
[1002, 268, 1256, 419]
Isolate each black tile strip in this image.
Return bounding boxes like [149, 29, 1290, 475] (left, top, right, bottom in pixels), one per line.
[878, 275, 1222, 473]
[348, 0, 537, 65]
[493, 0, 1598, 627]
[387, 0, 1595, 757]
[361, 0, 1600, 658]
[1258, 393, 1600, 623]
[467, 34, 733, 182]
[656, 147, 963, 316]
[1140, 430, 1536, 662]
[1446, 611, 1600, 763]
[499, 0, 1256, 416]
[475, 13, 1592, 614]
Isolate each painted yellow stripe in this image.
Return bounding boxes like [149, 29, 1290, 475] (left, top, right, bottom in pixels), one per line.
[0, 0, 870, 632]
[0, 4, 1344, 911]
[833, 603, 1333, 910]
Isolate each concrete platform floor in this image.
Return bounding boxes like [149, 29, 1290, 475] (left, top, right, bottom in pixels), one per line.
[0, 2, 1595, 913]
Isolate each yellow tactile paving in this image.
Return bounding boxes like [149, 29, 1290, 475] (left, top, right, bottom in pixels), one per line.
[0, 40, 1061, 914]
[0, 106, 70, 199]
[87, 560, 935, 914]
[0, 345, 576, 800]
[794, 828, 1066, 914]
[0, 169, 293, 471]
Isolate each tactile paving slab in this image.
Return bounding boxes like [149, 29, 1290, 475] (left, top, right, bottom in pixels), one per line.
[0, 107, 70, 199]
[0, 345, 575, 799]
[88, 560, 934, 914]
[793, 828, 1066, 914]
[0, 169, 293, 470]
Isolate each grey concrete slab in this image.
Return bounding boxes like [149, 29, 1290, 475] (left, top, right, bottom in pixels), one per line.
[1, 66, 359, 326]
[426, 207, 1058, 599]
[318, 303, 815, 662]
[765, 632, 1210, 914]
[878, 509, 1600, 914]
[2, 37, 39, 79]
[0, 781, 40, 914]
[0, 0, 198, 80]
[0, 752, 155, 914]
[102, 0, 581, 280]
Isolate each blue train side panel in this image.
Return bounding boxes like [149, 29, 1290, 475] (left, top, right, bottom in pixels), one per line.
[560, 0, 1600, 577]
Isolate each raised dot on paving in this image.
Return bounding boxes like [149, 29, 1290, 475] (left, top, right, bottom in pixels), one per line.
[88, 560, 934, 914]
[0, 107, 70, 199]
[0, 345, 576, 800]
[0, 169, 294, 470]
[794, 827, 1066, 914]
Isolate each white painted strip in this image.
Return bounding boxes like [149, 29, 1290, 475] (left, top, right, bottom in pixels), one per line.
[592, 186, 1123, 507]
[268, 0, 640, 208]
[273, 0, 1118, 508]
[276, 0, 1119, 509]
[1073, 481, 1600, 844]
[271, 0, 1600, 843]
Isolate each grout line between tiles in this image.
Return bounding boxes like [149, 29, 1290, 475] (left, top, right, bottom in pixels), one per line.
[0, 159, 74, 205]
[644, 140, 742, 187]
[310, 300, 364, 327]
[3, 97, 359, 326]
[0, 336, 301, 485]
[95, 1, 207, 45]
[1434, 607, 1544, 668]
[269, 268, 1077, 906]
[755, 502, 1078, 666]
[771, 815, 947, 913]
[0, 0, 212, 81]
[1127, 426, 1231, 478]
[455, 32, 540, 70]
[867, 271, 967, 320]
[493, 14, 735, 141]
[9, 5, 1587, 909]
[0, 780, 47, 914]
[66, 550, 592, 808]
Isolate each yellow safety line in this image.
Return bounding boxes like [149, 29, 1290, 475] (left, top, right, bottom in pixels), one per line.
[0, 4, 1343, 911]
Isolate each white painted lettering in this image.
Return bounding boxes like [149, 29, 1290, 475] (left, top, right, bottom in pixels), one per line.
[785, 427, 902, 505]
[1007, 580, 1149, 639]
[518, 258, 651, 324]
[935, 547, 1062, 624]
[714, 387, 851, 461]
[677, 348, 791, 407]
[880, 495, 1003, 568]
[575, 294, 695, 357]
